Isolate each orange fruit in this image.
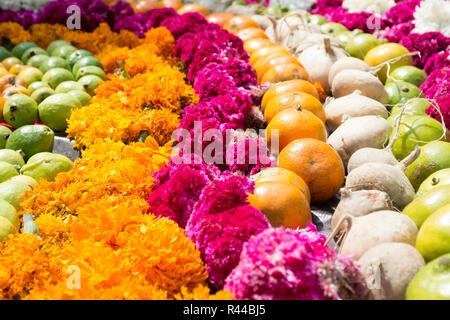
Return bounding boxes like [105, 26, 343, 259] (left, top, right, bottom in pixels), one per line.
[264, 91, 325, 124]
[256, 55, 303, 83]
[260, 63, 310, 84]
[9, 64, 28, 75]
[135, 0, 163, 12]
[256, 167, 311, 202]
[266, 108, 327, 153]
[236, 28, 267, 42]
[250, 46, 290, 65]
[224, 16, 259, 34]
[207, 12, 234, 27]
[279, 138, 345, 203]
[177, 4, 210, 16]
[249, 181, 311, 228]
[2, 85, 29, 98]
[0, 74, 26, 91]
[162, 0, 183, 9]
[243, 38, 274, 55]
[261, 79, 319, 112]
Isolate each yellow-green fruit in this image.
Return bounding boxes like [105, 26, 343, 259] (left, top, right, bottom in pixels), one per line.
[9, 174, 39, 189]
[0, 161, 18, 183]
[27, 81, 50, 94]
[0, 180, 31, 210]
[416, 204, 450, 261]
[42, 68, 74, 89]
[406, 254, 450, 300]
[417, 168, 450, 197]
[0, 149, 25, 170]
[31, 86, 55, 104]
[0, 216, 16, 241]
[403, 185, 450, 228]
[67, 90, 91, 106]
[38, 93, 81, 131]
[21, 152, 73, 182]
[0, 198, 19, 230]
[3, 94, 38, 128]
[364, 43, 413, 83]
[5, 124, 54, 161]
[0, 126, 12, 149]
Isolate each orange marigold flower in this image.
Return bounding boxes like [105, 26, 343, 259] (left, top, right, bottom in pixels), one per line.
[0, 22, 31, 46]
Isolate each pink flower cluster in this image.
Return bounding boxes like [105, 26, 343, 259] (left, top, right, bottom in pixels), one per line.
[420, 67, 450, 128]
[225, 224, 367, 300]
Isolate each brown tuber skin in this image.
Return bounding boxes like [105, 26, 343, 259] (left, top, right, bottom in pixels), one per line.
[331, 189, 393, 230]
[344, 147, 419, 209]
[334, 210, 418, 260]
[358, 242, 425, 300]
[331, 69, 389, 104]
[325, 92, 388, 132]
[327, 115, 392, 167]
[328, 57, 372, 87]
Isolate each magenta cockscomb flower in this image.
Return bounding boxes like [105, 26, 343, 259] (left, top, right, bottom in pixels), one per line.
[383, 0, 421, 25]
[224, 138, 274, 176]
[400, 32, 450, 68]
[380, 22, 414, 43]
[424, 51, 450, 74]
[420, 67, 450, 128]
[186, 175, 270, 289]
[160, 11, 208, 39]
[224, 224, 367, 300]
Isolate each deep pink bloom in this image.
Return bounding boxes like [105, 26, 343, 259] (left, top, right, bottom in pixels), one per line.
[224, 225, 367, 300]
[400, 32, 450, 69]
[186, 175, 270, 288]
[160, 12, 208, 39]
[424, 51, 450, 75]
[420, 67, 450, 128]
[383, 0, 421, 25]
[380, 22, 414, 43]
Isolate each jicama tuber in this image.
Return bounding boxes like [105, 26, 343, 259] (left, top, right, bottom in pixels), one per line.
[328, 57, 372, 86]
[345, 147, 420, 209]
[331, 69, 389, 104]
[331, 189, 393, 230]
[332, 210, 418, 260]
[325, 92, 388, 132]
[358, 242, 425, 300]
[327, 115, 392, 166]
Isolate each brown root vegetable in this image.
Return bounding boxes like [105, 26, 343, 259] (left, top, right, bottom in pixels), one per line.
[331, 69, 389, 104]
[327, 115, 392, 166]
[333, 210, 418, 260]
[328, 57, 372, 86]
[325, 92, 388, 132]
[295, 38, 347, 94]
[358, 242, 425, 300]
[345, 147, 420, 209]
[331, 189, 393, 230]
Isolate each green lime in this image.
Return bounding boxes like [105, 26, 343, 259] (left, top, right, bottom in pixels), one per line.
[5, 124, 54, 160]
[345, 33, 382, 60]
[46, 40, 71, 55]
[9, 175, 38, 189]
[22, 152, 73, 182]
[39, 57, 70, 73]
[38, 93, 81, 131]
[11, 42, 38, 59]
[0, 126, 12, 149]
[416, 204, 450, 261]
[17, 66, 43, 86]
[406, 141, 450, 190]
[21, 47, 47, 64]
[406, 254, 450, 300]
[0, 47, 12, 62]
[403, 185, 450, 228]
[42, 68, 74, 89]
[0, 199, 18, 231]
[27, 81, 50, 94]
[385, 80, 423, 107]
[388, 65, 427, 87]
[390, 98, 431, 118]
[390, 115, 445, 160]
[0, 161, 18, 183]
[78, 75, 102, 96]
[0, 149, 25, 170]
[51, 45, 77, 59]
[67, 49, 92, 69]
[418, 168, 450, 196]
[0, 216, 16, 241]
[55, 81, 84, 94]
[31, 86, 55, 104]
[67, 90, 91, 106]
[3, 94, 38, 128]
[72, 56, 102, 75]
[26, 54, 49, 69]
[0, 180, 31, 210]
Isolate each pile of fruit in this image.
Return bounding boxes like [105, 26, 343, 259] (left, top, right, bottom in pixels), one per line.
[0, 0, 448, 300]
